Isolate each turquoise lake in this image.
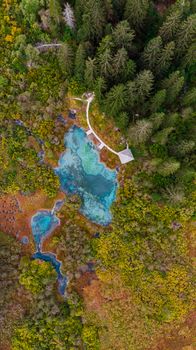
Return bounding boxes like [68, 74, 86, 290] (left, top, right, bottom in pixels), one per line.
[30, 126, 118, 295]
[55, 126, 118, 225]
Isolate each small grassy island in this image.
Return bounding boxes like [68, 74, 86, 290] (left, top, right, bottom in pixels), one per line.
[0, 0, 195, 349]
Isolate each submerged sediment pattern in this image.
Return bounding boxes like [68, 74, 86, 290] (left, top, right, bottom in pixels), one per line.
[55, 126, 117, 225]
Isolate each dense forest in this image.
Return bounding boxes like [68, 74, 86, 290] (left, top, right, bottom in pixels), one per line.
[0, 0, 195, 349]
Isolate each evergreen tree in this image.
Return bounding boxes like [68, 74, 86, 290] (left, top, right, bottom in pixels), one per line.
[142, 36, 162, 71]
[152, 127, 174, 145]
[84, 58, 97, 88]
[149, 89, 166, 113]
[163, 185, 185, 205]
[99, 48, 113, 77]
[183, 87, 196, 107]
[176, 14, 196, 56]
[128, 119, 153, 145]
[126, 80, 136, 109]
[94, 77, 106, 104]
[20, 0, 43, 24]
[57, 43, 73, 77]
[159, 9, 182, 42]
[115, 111, 129, 130]
[74, 44, 86, 81]
[156, 41, 175, 75]
[77, 0, 107, 41]
[105, 84, 127, 116]
[124, 0, 149, 28]
[176, 140, 195, 156]
[158, 159, 180, 176]
[182, 43, 196, 68]
[161, 71, 184, 105]
[49, 0, 61, 24]
[112, 20, 135, 51]
[149, 112, 165, 130]
[112, 48, 128, 80]
[135, 70, 154, 103]
[119, 59, 136, 82]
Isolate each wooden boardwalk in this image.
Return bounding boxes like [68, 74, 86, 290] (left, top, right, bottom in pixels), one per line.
[72, 93, 134, 164]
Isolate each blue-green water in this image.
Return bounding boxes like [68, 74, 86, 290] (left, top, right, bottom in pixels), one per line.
[31, 210, 60, 250]
[55, 126, 117, 225]
[30, 126, 118, 295]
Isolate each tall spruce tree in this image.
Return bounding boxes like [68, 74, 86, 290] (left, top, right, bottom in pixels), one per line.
[156, 41, 175, 75]
[99, 48, 113, 77]
[105, 84, 127, 116]
[149, 89, 166, 113]
[135, 70, 154, 103]
[112, 20, 135, 51]
[158, 159, 180, 176]
[112, 48, 128, 81]
[176, 14, 196, 56]
[74, 44, 86, 81]
[161, 71, 184, 105]
[49, 0, 61, 24]
[142, 36, 162, 71]
[57, 43, 73, 77]
[124, 0, 149, 28]
[84, 58, 98, 88]
[77, 0, 107, 41]
[159, 9, 182, 42]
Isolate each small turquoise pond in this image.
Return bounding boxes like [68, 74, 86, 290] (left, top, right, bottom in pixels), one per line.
[31, 210, 60, 250]
[55, 126, 117, 225]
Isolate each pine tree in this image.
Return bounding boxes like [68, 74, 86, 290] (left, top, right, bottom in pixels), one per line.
[182, 43, 196, 68]
[124, 0, 149, 28]
[158, 159, 180, 176]
[176, 140, 195, 156]
[161, 71, 184, 105]
[94, 77, 106, 104]
[183, 87, 196, 107]
[115, 111, 129, 130]
[149, 89, 166, 113]
[99, 48, 113, 77]
[163, 185, 185, 205]
[77, 0, 107, 41]
[112, 20, 135, 51]
[159, 9, 182, 42]
[105, 84, 127, 116]
[176, 14, 196, 56]
[84, 58, 97, 88]
[112, 48, 128, 80]
[149, 112, 165, 130]
[156, 41, 175, 75]
[128, 119, 153, 145]
[74, 44, 86, 81]
[57, 43, 73, 76]
[49, 0, 61, 24]
[142, 36, 162, 71]
[135, 70, 154, 103]
[126, 80, 137, 109]
[152, 127, 174, 145]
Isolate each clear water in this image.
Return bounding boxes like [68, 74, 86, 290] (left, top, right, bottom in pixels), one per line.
[30, 126, 118, 295]
[31, 210, 60, 250]
[32, 251, 67, 295]
[55, 126, 117, 225]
